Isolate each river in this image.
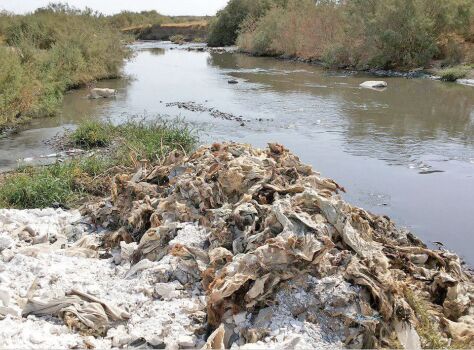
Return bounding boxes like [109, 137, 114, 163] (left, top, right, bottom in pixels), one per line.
[1, 41, 474, 263]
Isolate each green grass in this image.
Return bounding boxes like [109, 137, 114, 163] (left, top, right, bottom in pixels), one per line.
[0, 5, 130, 131]
[0, 159, 101, 209]
[0, 119, 197, 209]
[0, 166, 75, 209]
[439, 66, 470, 82]
[71, 120, 113, 148]
[71, 119, 197, 162]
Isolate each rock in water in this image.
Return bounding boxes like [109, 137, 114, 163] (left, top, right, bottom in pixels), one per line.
[88, 88, 117, 99]
[360, 80, 388, 89]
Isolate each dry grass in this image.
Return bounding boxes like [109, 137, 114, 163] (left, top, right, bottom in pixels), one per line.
[238, 1, 344, 60]
[404, 288, 447, 349]
[161, 21, 208, 28]
[235, 0, 474, 69]
[120, 24, 152, 32]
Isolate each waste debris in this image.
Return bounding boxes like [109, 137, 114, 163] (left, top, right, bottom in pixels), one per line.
[84, 142, 474, 349]
[18, 148, 91, 167]
[1, 143, 473, 349]
[88, 88, 117, 99]
[0, 209, 207, 349]
[166, 101, 249, 124]
[359, 81, 388, 89]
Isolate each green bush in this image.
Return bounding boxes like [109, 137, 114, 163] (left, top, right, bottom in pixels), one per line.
[230, 0, 474, 69]
[0, 4, 129, 130]
[208, 0, 283, 47]
[0, 47, 26, 125]
[344, 0, 440, 69]
[439, 66, 469, 81]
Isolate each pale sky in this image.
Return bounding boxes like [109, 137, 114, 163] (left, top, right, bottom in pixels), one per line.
[0, 0, 229, 16]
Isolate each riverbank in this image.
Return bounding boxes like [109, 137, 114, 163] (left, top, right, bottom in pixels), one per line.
[1, 141, 473, 349]
[129, 21, 209, 42]
[209, 0, 474, 75]
[0, 120, 196, 209]
[237, 49, 474, 84]
[166, 41, 474, 84]
[0, 7, 130, 132]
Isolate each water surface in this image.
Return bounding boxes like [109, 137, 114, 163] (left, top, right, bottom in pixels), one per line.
[1, 42, 473, 263]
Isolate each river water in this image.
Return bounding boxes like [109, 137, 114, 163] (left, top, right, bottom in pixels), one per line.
[1, 41, 474, 263]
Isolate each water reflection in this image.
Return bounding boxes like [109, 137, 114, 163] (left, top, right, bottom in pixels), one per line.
[148, 48, 165, 56]
[208, 52, 474, 164]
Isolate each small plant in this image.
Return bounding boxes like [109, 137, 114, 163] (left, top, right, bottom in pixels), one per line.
[439, 66, 469, 82]
[71, 120, 113, 148]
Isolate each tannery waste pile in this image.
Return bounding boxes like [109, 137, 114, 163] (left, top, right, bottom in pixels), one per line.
[1, 142, 473, 349]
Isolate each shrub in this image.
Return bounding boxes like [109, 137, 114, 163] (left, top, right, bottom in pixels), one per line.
[0, 47, 27, 126]
[232, 0, 474, 69]
[439, 66, 469, 81]
[238, 0, 344, 60]
[0, 4, 129, 130]
[107, 10, 166, 30]
[170, 34, 186, 44]
[344, 0, 440, 69]
[208, 0, 282, 47]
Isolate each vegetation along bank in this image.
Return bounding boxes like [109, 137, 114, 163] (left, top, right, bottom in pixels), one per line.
[0, 5, 209, 131]
[0, 119, 196, 209]
[208, 0, 474, 74]
[0, 5, 131, 131]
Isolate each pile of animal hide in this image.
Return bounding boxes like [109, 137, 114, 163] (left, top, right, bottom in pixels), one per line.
[84, 142, 474, 349]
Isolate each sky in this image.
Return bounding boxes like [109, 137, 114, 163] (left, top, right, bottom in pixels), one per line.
[0, 0, 229, 16]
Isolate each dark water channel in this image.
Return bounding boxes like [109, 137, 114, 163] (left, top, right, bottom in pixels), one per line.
[1, 41, 473, 263]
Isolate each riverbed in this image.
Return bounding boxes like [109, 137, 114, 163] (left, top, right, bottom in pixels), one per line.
[1, 41, 473, 263]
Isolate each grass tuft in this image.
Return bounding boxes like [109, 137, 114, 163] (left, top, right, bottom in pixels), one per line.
[71, 120, 113, 148]
[0, 119, 197, 209]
